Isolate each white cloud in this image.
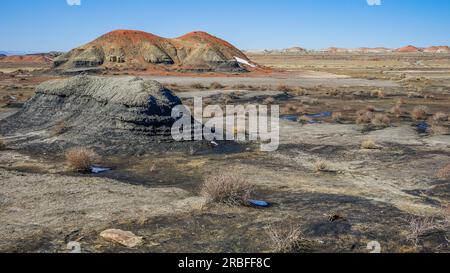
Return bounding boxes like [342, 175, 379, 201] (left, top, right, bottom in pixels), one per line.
[367, 0, 381, 6]
[67, 0, 81, 6]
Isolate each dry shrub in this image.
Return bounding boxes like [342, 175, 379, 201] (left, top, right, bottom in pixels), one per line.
[200, 173, 255, 206]
[371, 89, 385, 99]
[282, 104, 304, 115]
[232, 84, 247, 90]
[276, 85, 295, 92]
[209, 82, 225, 89]
[411, 106, 429, 120]
[390, 105, 404, 118]
[332, 112, 342, 122]
[267, 222, 304, 253]
[396, 98, 406, 106]
[190, 82, 205, 89]
[432, 112, 448, 122]
[428, 124, 450, 136]
[407, 216, 438, 247]
[356, 110, 375, 125]
[437, 164, 450, 180]
[371, 114, 390, 127]
[361, 139, 379, 150]
[314, 160, 328, 172]
[65, 148, 99, 172]
[443, 205, 450, 227]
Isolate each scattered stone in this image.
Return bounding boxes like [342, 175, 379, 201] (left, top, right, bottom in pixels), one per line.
[100, 229, 143, 248]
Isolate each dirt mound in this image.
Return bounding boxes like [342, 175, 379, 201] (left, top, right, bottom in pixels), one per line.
[396, 45, 422, 53]
[0, 75, 194, 154]
[53, 30, 257, 73]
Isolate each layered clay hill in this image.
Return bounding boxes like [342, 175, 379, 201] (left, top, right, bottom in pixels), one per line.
[396, 45, 421, 53]
[53, 30, 257, 73]
[0, 53, 59, 64]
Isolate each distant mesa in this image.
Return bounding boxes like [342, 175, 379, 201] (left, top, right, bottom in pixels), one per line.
[282, 47, 307, 53]
[52, 30, 258, 73]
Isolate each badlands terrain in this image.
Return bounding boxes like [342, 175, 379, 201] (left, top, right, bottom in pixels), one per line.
[0, 32, 450, 253]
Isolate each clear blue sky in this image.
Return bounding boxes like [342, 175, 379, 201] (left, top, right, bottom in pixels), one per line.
[1, 0, 449, 52]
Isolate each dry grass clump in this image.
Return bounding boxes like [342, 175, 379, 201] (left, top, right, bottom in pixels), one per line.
[361, 139, 380, 150]
[407, 216, 438, 247]
[314, 160, 328, 173]
[276, 85, 295, 92]
[371, 113, 391, 127]
[390, 104, 404, 118]
[267, 222, 304, 253]
[281, 103, 304, 115]
[432, 112, 448, 122]
[355, 107, 375, 125]
[331, 112, 342, 122]
[200, 173, 255, 206]
[428, 124, 450, 136]
[190, 82, 205, 89]
[436, 164, 450, 180]
[232, 84, 248, 90]
[371, 89, 385, 99]
[209, 82, 225, 89]
[411, 106, 429, 120]
[65, 147, 99, 172]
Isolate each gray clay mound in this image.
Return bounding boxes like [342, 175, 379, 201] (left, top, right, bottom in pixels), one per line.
[0, 75, 212, 155]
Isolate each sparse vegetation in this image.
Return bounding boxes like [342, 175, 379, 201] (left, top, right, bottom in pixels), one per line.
[332, 112, 342, 122]
[276, 85, 294, 92]
[411, 106, 429, 120]
[371, 113, 391, 127]
[190, 82, 205, 89]
[361, 139, 379, 150]
[65, 147, 99, 172]
[267, 222, 304, 253]
[390, 104, 404, 118]
[356, 109, 375, 125]
[200, 173, 255, 206]
[209, 82, 225, 89]
[437, 164, 450, 180]
[432, 112, 448, 122]
[314, 160, 328, 172]
[407, 216, 438, 247]
[428, 124, 450, 135]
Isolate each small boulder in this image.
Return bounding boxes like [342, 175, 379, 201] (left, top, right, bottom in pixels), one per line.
[100, 229, 143, 248]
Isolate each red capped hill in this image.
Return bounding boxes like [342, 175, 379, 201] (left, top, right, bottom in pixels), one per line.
[396, 45, 422, 53]
[53, 30, 257, 73]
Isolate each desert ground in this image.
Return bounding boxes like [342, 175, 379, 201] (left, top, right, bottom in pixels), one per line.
[0, 52, 450, 253]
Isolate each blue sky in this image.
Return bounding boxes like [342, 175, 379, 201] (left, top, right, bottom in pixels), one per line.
[1, 0, 449, 52]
